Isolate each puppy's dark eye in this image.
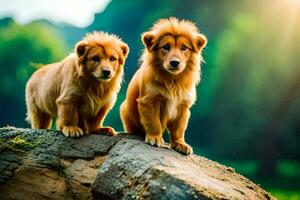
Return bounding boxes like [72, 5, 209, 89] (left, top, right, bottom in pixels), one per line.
[162, 44, 170, 51]
[110, 56, 116, 62]
[92, 56, 100, 62]
[181, 45, 187, 51]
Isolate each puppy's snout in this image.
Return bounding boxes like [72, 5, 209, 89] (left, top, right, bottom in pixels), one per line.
[102, 69, 111, 78]
[170, 60, 180, 68]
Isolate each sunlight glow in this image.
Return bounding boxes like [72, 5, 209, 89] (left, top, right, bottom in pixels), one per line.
[270, 0, 300, 59]
[0, 0, 111, 28]
[286, 0, 300, 9]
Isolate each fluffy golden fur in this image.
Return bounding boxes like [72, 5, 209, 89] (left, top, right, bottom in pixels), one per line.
[120, 17, 207, 155]
[26, 31, 129, 137]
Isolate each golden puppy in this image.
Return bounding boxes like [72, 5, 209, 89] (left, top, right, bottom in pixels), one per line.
[26, 31, 129, 137]
[120, 18, 207, 155]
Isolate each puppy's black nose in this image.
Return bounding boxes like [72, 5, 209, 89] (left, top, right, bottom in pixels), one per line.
[102, 70, 111, 77]
[170, 60, 180, 68]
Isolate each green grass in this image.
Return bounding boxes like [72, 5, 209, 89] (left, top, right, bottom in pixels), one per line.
[219, 160, 300, 200]
[269, 189, 300, 200]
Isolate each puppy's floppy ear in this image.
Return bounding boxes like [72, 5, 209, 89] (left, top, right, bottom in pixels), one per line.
[142, 31, 155, 51]
[75, 41, 88, 77]
[75, 41, 88, 57]
[192, 33, 207, 52]
[120, 42, 129, 57]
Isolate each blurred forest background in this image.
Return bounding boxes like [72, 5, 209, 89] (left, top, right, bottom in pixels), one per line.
[0, 0, 299, 199]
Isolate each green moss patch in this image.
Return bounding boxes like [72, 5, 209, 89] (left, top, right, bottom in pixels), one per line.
[0, 135, 40, 154]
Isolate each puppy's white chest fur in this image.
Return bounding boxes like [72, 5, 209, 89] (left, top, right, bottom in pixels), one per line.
[165, 88, 195, 120]
[145, 83, 196, 121]
[82, 93, 116, 117]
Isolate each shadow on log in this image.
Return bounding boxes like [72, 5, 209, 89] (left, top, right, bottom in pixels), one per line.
[0, 127, 274, 200]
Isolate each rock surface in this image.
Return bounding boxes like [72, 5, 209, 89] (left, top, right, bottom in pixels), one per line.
[0, 127, 274, 200]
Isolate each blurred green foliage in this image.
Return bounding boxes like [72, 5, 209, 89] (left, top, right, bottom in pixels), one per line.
[0, 0, 300, 198]
[223, 160, 300, 200]
[0, 21, 67, 126]
[270, 190, 300, 200]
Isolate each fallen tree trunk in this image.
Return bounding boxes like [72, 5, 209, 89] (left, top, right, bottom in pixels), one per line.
[0, 127, 274, 200]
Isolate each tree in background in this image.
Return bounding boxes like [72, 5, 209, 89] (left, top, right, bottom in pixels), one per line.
[203, 3, 300, 175]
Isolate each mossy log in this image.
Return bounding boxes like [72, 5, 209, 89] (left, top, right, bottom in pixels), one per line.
[0, 127, 274, 200]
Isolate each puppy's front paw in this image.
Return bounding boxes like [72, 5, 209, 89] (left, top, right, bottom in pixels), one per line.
[171, 141, 193, 155]
[145, 134, 165, 147]
[62, 126, 84, 138]
[98, 126, 116, 136]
